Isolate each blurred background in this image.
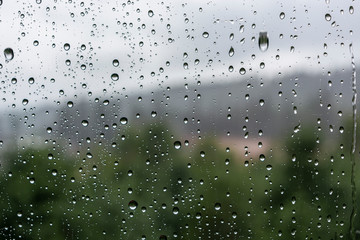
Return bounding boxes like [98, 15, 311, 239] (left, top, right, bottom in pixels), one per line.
[0, 0, 360, 239]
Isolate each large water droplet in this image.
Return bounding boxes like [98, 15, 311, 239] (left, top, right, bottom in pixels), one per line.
[4, 48, 14, 61]
[148, 10, 154, 17]
[202, 32, 209, 38]
[258, 32, 269, 52]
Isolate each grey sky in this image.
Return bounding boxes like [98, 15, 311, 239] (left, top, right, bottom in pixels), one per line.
[0, 0, 359, 110]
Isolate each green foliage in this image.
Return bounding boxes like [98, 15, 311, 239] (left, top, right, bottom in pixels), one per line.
[0, 124, 358, 239]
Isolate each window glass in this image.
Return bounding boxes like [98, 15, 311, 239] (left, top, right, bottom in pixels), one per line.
[0, 0, 359, 239]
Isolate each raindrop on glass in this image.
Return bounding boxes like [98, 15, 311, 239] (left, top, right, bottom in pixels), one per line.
[128, 200, 138, 210]
[81, 120, 89, 127]
[113, 59, 119, 67]
[120, 117, 128, 125]
[174, 141, 181, 150]
[214, 203, 221, 210]
[229, 47, 234, 57]
[279, 12, 285, 19]
[148, 10, 154, 17]
[64, 43, 70, 51]
[239, 67, 246, 75]
[325, 14, 332, 21]
[4, 48, 14, 61]
[111, 73, 119, 81]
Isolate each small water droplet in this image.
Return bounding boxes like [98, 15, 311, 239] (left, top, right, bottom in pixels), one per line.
[113, 59, 119, 67]
[28, 77, 35, 84]
[259, 154, 265, 161]
[239, 67, 246, 75]
[81, 120, 89, 126]
[51, 169, 58, 176]
[67, 101, 73, 108]
[172, 207, 179, 215]
[214, 203, 221, 210]
[229, 47, 234, 57]
[148, 10, 154, 17]
[128, 200, 138, 210]
[120, 117, 128, 125]
[202, 32, 209, 38]
[111, 73, 119, 81]
[4, 48, 14, 61]
[349, 6, 354, 14]
[279, 12, 285, 19]
[258, 32, 269, 52]
[64, 43, 70, 51]
[174, 141, 181, 149]
[325, 13, 332, 21]
[22, 99, 28, 106]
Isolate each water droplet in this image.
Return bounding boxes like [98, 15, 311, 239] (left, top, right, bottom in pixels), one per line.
[64, 43, 70, 51]
[349, 6, 354, 14]
[260, 62, 265, 69]
[202, 32, 209, 38]
[174, 141, 181, 149]
[4, 48, 14, 61]
[266, 165, 272, 170]
[325, 14, 332, 21]
[279, 12, 285, 19]
[172, 207, 179, 215]
[259, 99, 265, 106]
[229, 47, 234, 57]
[28, 77, 35, 84]
[214, 203, 221, 210]
[81, 120, 89, 126]
[128, 200, 138, 210]
[67, 101, 73, 108]
[22, 99, 28, 106]
[111, 73, 119, 81]
[113, 59, 119, 67]
[258, 32, 269, 52]
[239, 68, 246, 75]
[51, 169, 58, 176]
[120, 117, 128, 125]
[148, 10, 154, 17]
[259, 154, 265, 161]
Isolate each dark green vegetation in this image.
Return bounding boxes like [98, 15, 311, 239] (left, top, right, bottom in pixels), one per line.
[0, 124, 358, 239]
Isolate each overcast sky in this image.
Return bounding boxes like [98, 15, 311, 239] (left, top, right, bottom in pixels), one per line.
[0, 0, 359, 110]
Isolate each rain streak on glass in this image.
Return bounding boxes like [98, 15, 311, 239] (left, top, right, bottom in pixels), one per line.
[258, 32, 269, 52]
